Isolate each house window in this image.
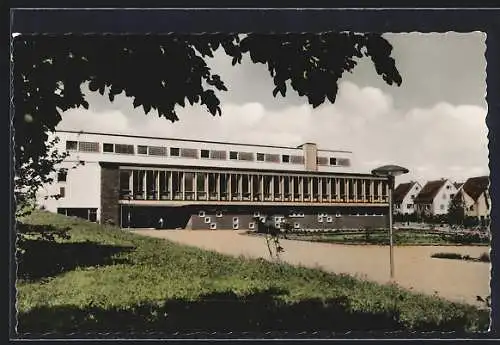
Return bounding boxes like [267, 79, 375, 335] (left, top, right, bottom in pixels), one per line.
[450, 194, 455, 199]
[66, 141, 78, 151]
[103, 143, 114, 153]
[201, 149, 210, 159]
[337, 158, 351, 167]
[229, 151, 238, 160]
[170, 147, 180, 157]
[411, 195, 415, 199]
[256, 153, 265, 161]
[137, 145, 148, 154]
[470, 205, 474, 211]
[59, 187, 65, 198]
[282, 155, 290, 163]
[440, 204, 445, 210]
[446, 185, 450, 189]
[329, 157, 337, 166]
[407, 204, 413, 209]
[57, 169, 67, 182]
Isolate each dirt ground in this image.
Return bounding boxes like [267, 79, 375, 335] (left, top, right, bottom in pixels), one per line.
[132, 229, 491, 307]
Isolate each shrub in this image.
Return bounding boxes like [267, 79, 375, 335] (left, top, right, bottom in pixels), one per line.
[431, 252, 463, 260]
[478, 252, 490, 262]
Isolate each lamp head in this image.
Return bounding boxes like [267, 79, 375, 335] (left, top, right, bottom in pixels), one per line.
[371, 165, 409, 177]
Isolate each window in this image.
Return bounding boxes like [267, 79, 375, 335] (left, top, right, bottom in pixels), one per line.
[181, 148, 198, 158]
[78, 141, 99, 152]
[440, 204, 445, 210]
[229, 151, 238, 160]
[103, 143, 114, 153]
[411, 195, 415, 199]
[115, 144, 134, 154]
[282, 155, 290, 163]
[329, 157, 337, 166]
[59, 187, 65, 198]
[446, 185, 450, 189]
[290, 155, 304, 164]
[239, 152, 254, 161]
[317, 157, 328, 165]
[407, 204, 413, 209]
[210, 150, 227, 160]
[138, 145, 148, 154]
[337, 158, 351, 167]
[201, 149, 210, 158]
[470, 205, 474, 211]
[66, 141, 77, 151]
[148, 146, 167, 156]
[170, 147, 180, 157]
[265, 154, 280, 163]
[256, 153, 265, 161]
[57, 169, 67, 182]
[450, 194, 455, 199]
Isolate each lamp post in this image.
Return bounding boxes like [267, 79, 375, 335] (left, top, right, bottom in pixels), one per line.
[371, 165, 409, 280]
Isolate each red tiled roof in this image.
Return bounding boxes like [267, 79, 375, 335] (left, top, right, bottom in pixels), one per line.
[462, 176, 489, 201]
[414, 179, 447, 204]
[393, 182, 415, 203]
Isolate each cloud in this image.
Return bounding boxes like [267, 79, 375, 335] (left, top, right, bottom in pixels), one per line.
[57, 80, 489, 186]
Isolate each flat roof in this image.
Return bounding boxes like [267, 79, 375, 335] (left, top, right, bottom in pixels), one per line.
[55, 130, 353, 154]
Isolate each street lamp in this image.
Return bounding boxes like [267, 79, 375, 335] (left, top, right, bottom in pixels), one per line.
[371, 164, 409, 280]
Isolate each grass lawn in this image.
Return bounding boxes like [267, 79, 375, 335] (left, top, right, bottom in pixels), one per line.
[276, 230, 490, 246]
[16, 211, 489, 335]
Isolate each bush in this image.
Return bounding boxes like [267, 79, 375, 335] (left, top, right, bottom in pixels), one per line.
[431, 252, 463, 260]
[478, 252, 490, 262]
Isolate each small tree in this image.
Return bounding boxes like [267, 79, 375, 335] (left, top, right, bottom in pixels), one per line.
[447, 194, 466, 226]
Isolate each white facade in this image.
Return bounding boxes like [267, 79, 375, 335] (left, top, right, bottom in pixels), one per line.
[394, 182, 422, 215]
[431, 180, 458, 215]
[36, 130, 362, 222]
[50, 131, 355, 174]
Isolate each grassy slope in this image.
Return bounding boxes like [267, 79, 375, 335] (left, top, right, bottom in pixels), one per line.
[16, 211, 489, 334]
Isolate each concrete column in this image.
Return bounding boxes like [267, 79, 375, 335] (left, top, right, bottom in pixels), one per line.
[217, 173, 221, 200]
[328, 178, 332, 202]
[128, 170, 133, 196]
[142, 170, 147, 200]
[204, 173, 208, 198]
[250, 174, 254, 200]
[260, 175, 264, 201]
[228, 173, 232, 200]
[336, 179, 340, 201]
[156, 171, 160, 200]
[270, 175, 275, 200]
[362, 179, 366, 202]
[353, 179, 357, 202]
[240, 174, 243, 200]
[280, 176, 285, 201]
[300, 177, 304, 202]
[169, 171, 173, 200]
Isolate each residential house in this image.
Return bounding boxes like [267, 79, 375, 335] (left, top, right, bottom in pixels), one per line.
[455, 176, 490, 223]
[414, 179, 458, 216]
[393, 181, 423, 215]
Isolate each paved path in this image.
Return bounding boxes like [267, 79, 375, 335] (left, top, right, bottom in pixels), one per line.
[131, 230, 490, 307]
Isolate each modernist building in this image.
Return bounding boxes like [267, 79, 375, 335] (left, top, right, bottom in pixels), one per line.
[37, 131, 391, 230]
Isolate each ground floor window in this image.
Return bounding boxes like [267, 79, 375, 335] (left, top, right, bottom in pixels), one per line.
[57, 208, 98, 222]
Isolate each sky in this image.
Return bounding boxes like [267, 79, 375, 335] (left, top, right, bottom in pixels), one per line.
[57, 32, 488, 186]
